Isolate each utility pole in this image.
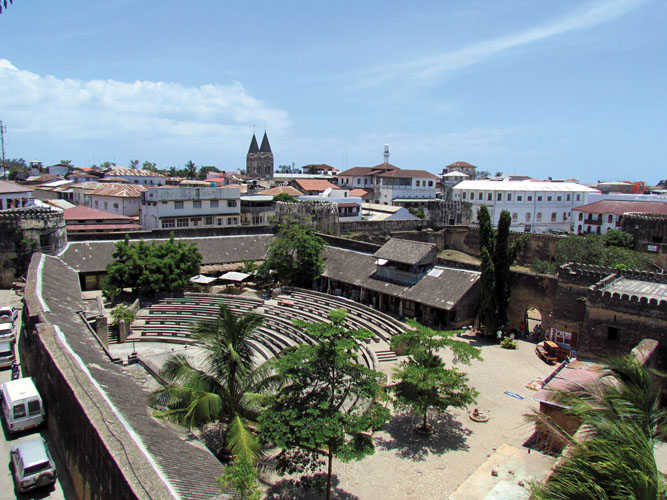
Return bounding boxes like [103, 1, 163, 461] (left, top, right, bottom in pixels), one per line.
[0, 121, 6, 179]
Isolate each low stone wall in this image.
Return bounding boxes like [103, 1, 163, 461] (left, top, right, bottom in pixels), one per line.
[67, 223, 274, 241]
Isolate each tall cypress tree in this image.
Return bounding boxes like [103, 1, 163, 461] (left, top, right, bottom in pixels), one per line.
[477, 205, 494, 255]
[494, 211, 512, 328]
[479, 247, 497, 333]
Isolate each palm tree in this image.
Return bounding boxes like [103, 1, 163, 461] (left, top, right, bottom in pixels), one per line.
[150, 304, 277, 461]
[184, 160, 197, 180]
[530, 355, 666, 499]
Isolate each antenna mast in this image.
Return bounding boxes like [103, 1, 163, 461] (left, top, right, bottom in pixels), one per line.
[0, 121, 6, 171]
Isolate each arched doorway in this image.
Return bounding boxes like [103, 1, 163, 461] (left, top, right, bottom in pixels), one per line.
[525, 307, 542, 337]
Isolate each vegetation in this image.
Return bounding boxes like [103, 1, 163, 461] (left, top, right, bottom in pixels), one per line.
[408, 206, 426, 219]
[272, 192, 296, 203]
[477, 205, 515, 333]
[529, 355, 666, 499]
[262, 219, 326, 287]
[102, 234, 201, 297]
[216, 455, 262, 500]
[109, 304, 136, 326]
[390, 320, 480, 432]
[198, 165, 221, 180]
[530, 231, 653, 275]
[259, 309, 390, 500]
[151, 305, 277, 462]
[184, 160, 197, 179]
[499, 337, 517, 349]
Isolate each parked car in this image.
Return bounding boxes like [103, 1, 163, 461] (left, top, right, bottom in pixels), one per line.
[0, 322, 15, 342]
[9, 436, 57, 493]
[0, 306, 18, 323]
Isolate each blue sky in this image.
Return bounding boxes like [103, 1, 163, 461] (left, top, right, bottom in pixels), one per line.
[1, 0, 665, 183]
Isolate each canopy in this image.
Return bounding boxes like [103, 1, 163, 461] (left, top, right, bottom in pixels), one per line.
[220, 271, 251, 282]
[189, 274, 217, 284]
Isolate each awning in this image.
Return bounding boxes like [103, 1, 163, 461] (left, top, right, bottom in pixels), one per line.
[220, 271, 251, 282]
[189, 274, 218, 284]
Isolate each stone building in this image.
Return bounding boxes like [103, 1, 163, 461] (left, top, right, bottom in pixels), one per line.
[622, 213, 667, 267]
[246, 132, 274, 179]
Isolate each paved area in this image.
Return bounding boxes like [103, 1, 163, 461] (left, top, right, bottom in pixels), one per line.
[0, 289, 75, 500]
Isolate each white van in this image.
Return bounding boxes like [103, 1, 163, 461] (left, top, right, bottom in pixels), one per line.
[1, 377, 45, 434]
[0, 322, 15, 342]
[0, 340, 14, 368]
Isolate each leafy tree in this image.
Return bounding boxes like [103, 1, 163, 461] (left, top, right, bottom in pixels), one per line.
[103, 234, 201, 296]
[529, 355, 666, 499]
[477, 170, 491, 179]
[0, 0, 15, 14]
[166, 166, 178, 177]
[390, 320, 480, 432]
[477, 205, 494, 255]
[494, 211, 512, 328]
[259, 309, 390, 500]
[529, 259, 558, 275]
[238, 260, 260, 274]
[184, 160, 197, 179]
[142, 160, 157, 172]
[216, 455, 262, 500]
[151, 305, 277, 461]
[604, 229, 634, 249]
[58, 159, 73, 166]
[197, 165, 221, 180]
[479, 247, 497, 332]
[272, 193, 296, 203]
[263, 219, 326, 287]
[408, 207, 426, 219]
[129, 159, 140, 169]
[109, 304, 136, 326]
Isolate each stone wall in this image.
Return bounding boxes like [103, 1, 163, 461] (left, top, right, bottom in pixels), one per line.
[622, 213, 667, 267]
[506, 270, 559, 332]
[67, 223, 274, 241]
[274, 200, 339, 234]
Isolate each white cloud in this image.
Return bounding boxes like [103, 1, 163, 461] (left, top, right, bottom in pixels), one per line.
[357, 0, 647, 88]
[0, 59, 290, 145]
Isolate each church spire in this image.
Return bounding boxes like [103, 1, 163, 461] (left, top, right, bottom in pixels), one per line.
[259, 131, 272, 153]
[248, 134, 259, 154]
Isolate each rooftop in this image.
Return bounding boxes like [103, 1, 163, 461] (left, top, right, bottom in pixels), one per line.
[293, 179, 341, 192]
[378, 169, 439, 179]
[0, 180, 33, 194]
[573, 199, 667, 216]
[447, 161, 477, 168]
[373, 238, 437, 266]
[63, 205, 134, 221]
[601, 276, 667, 301]
[109, 167, 165, 178]
[258, 185, 302, 197]
[454, 179, 599, 193]
[87, 183, 148, 198]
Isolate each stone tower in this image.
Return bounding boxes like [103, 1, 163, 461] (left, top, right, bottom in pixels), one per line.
[246, 132, 274, 179]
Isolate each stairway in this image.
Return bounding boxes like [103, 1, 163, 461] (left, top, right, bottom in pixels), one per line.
[375, 349, 398, 362]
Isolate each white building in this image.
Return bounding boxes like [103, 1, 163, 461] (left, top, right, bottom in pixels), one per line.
[0, 181, 33, 210]
[298, 188, 363, 221]
[573, 199, 667, 235]
[240, 195, 275, 226]
[452, 179, 599, 233]
[86, 184, 147, 217]
[107, 167, 166, 186]
[140, 186, 241, 230]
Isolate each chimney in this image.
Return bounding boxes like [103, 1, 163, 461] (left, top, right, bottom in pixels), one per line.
[384, 144, 389, 165]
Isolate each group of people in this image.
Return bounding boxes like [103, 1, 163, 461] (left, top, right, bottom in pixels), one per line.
[519, 321, 543, 340]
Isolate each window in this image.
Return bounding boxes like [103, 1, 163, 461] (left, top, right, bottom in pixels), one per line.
[507, 193, 512, 201]
[557, 196, 562, 201]
[227, 200, 237, 208]
[95, 201, 98, 208]
[487, 192, 492, 201]
[578, 212, 583, 221]
[416, 180, 420, 187]
[161, 201, 168, 205]
[462, 192, 467, 200]
[174, 201, 184, 209]
[576, 194, 581, 201]
[567, 194, 571, 201]
[537, 196, 542, 202]
[228, 217, 238, 225]
[517, 195, 523, 202]
[428, 181, 433, 186]
[478, 192, 483, 200]
[547, 196, 552, 202]
[357, 179, 361, 185]
[253, 215, 262, 224]
[608, 215, 613, 223]
[497, 193, 502, 201]
[161, 219, 175, 228]
[607, 326, 620, 342]
[177, 218, 188, 227]
[536, 212, 542, 222]
[193, 200, 202, 209]
[512, 212, 518, 222]
[209, 200, 218, 208]
[113, 203, 119, 209]
[527, 195, 533, 201]
[470, 192, 474, 199]
[217, 218, 223, 226]
[190, 218, 201, 227]
[525, 213, 531, 222]
[27, 400, 41, 416]
[205, 216, 213, 225]
[551, 212, 557, 222]
[13, 403, 26, 419]
[104, 201, 108, 210]
[364, 178, 368, 185]
[563, 212, 568, 221]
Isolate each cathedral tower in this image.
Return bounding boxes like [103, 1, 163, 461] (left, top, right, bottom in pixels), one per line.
[246, 132, 274, 179]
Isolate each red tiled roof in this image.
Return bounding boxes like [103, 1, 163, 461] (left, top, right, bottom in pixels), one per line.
[87, 184, 147, 198]
[447, 161, 477, 168]
[338, 202, 359, 208]
[294, 179, 341, 192]
[63, 205, 134, 221]
[0, 180, 32, 194]
[66, 223, 142, 231]
[337, 167, 373, 176]
[349, 189, 370, 197]
[573, 200, 667, 216]
[378, 169, 439, 179]
[259, 186, 302, 196]
[303, 163, 339, 172]
[370, 163, 400, 171]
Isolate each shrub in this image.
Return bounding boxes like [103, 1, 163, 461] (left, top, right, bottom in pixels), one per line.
[500, 337, 517, 350]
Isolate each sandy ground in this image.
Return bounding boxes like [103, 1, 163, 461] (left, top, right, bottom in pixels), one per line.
[261, 335, 554, 500]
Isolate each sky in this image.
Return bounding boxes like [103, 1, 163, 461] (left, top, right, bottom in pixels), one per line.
[0, 0, 665, 183]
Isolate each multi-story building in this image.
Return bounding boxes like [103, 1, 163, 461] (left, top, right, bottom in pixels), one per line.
[573, 199, 667, 235]
[63, 205, 142, 235]
[452, 179, 599, 233]
[292, 179, 342, 196]
[240, 195, 275, 226]
[106, 167, 166, 186]
[140, 186, 241, 230]
[0, 181, 33, 210]
[443, 161, 477, 179]
[246, 132, 274, 179]
[85, 183, 147, 217]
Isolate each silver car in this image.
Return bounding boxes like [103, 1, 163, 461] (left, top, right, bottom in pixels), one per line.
[9, 436, 57, 493]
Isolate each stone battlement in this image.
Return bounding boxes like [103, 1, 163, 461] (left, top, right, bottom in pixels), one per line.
[0, 207, 64, 228]
[588, 288, 667, 312]
[558, 262, 618, 285]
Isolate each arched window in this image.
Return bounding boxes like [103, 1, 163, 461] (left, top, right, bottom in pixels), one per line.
[608, 215, 613, 223]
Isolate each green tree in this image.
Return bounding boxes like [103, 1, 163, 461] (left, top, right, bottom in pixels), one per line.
[529, 355, 666, 499]
[479, 247, 497, 333]
[272, 192, 296, 203]
[263, 219, 326, 287]
[477, 205, 494, 255]
[408, 207, 426, 219]
[603, 229, 634, 249]
[142, 160, 158, 172]
[197, 165, 221, 181]
[390, 320, 480, 432]
[184, 160, 197, 179]
[493, 211, 512, 328]
[166, 166, 178, 177]
[109, 304, 136, 325]
[151, 305, 277, 461]
[216, 454, 262, 500]
[129, 159, 140, 169]
[103, 234, 201, 296]
[58, 159, 73, 166]
[259, 309, 390, 500]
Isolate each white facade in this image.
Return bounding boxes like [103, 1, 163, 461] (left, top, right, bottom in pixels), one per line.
[336, 168, 438, 205]
[140, 186, 241, 230]
[89, 194, 142, 217]
[452, 179, 599, 233]
[0, 181, 33, 210]
[108, 168, 166, 186]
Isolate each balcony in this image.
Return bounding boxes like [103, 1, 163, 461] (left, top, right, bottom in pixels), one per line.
[584, 217, 602, 225]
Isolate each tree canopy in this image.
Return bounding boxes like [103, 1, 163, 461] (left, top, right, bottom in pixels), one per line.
[272, 192, 297, 203]
[259, 309, 390, 500]
[262, 219, 326, 287]
[390, 319, 480, 432]
[102, 234, 201, 297]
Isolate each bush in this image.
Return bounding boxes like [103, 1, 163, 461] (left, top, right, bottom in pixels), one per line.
[530, 259, 558, 275]
[500, 337, 517, 349]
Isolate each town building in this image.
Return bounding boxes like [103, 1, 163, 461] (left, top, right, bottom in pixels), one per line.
[361, 203, 420, 221]
[63, 205, 142, 235]
[292, 179, 342, 196]
[317, 239, 481, 328]
[85, 183, 147, 217]
[106, 167, 166, 186]
[257, 185, 302, 197]
[301, 164, 339, 175]
[246, 132, 274, 179]
[47, 163, 72, 177]
[298, 188, 363, 221]
[441, 171, 469, 199]
[451, 179, 599, 233]
[572, 199, 667, 235]
[240, 195, 274, 226]
[0, 180, 33, 210]
[140, 186, 241, 230]
[443, 161, 477, 179]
